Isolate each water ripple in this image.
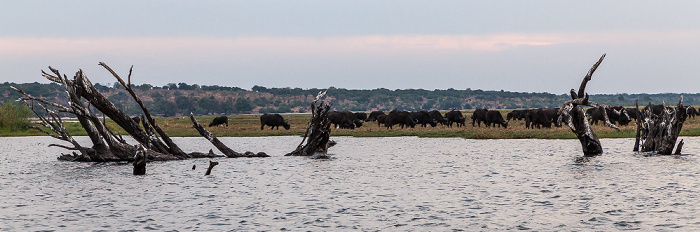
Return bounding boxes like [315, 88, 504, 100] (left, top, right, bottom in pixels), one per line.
[2, 136, 700, 230]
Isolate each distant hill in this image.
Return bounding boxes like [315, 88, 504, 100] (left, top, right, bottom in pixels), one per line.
[2, 82, 698, 116]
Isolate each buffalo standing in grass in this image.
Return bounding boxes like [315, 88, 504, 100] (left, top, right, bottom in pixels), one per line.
[386, 110, 416, 129]
[366, 111, 386, 122]
[411, 111, 437, 127]
[328, 111, 356, 129]
[343, 111, 364, 128]
[471, 109, 488, 127]
[334, 111, 363, 128]
[625, 107, 641, 122]
[587, 106, 630, 126]
[445, 110, 466, 127]
[485, 110, 508, 128]
[428, 110, 448, 126]
[525, 109, 551, 129]
[541, 108, 562, 127]
[209, 116, 229, 127]
[376, 115, 387, 127]
[641, 104, 672, 116]
[687, 106, 699, 119]
[354, 112, 368, 121]
[260, 113, 290, 130]
[506, 110, 526, 121]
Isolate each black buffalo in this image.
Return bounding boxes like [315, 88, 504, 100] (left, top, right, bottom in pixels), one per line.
[625, 107, 641, 121]
[525, 109, 551, 129]
[428, 110, 448, 126]
[376, 115, 387, 127]
[366, 111, 386, 122]
[541, 108, 562, 127]
[588, 106, 630, 126]
[642, 104, 671, 116]
[411, 111, 437, 127]
[471, 109, 488, 127]
[260, 113, 290, 130]
[354, 112, 368, 121]
[209, 116, 229, 127]
[386, 110, 416, 129]
[506, 110, 527, 121]
[329, 111, 356, 129]
[687, 106, 699, 119]
[445, 110, 466, 127]
[485, 110, 508, 128]
[341, 111, 363, 128]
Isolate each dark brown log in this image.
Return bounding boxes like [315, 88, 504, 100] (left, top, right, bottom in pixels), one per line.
[286, 90, 334, 158]
[133, 145, 147, 175]
[558, 54, 620, 157]
[205, 160, 218, 176]
[675, 139, 684, 155]
[189, 113, 268, 158]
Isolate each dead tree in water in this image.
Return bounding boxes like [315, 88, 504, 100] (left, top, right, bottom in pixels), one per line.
[286, 89, 335, 158]
[11, 64, 254, 162]
[190, 113, 269, 158]
[634, 99, 688, 154]
[133, 145, 147, 175]
[557, 54, 620, 157]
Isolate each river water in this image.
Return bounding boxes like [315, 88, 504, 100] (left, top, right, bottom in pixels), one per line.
[2, 136, 700, 231]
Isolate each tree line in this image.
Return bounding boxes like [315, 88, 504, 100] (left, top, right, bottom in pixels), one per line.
[2, 81, 699, 117]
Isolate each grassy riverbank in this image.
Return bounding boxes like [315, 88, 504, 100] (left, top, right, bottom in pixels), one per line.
[7, 109, 700, 139]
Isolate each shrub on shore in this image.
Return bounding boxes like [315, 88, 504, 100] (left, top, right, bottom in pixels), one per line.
[0, 103, 30, 132]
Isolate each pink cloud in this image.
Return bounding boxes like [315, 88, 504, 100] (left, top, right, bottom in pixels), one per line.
[1, 31, 698, 59]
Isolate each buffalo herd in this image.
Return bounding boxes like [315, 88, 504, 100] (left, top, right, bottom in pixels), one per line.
[201, 104, 700, 132]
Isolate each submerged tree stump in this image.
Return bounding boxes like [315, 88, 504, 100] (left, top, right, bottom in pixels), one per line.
[286, 89, 334, 158]
[635, 98, 688, 155]
[558, 54, 620, 157]
[205, 160, 219, 176]
[133, 145, 147, 175]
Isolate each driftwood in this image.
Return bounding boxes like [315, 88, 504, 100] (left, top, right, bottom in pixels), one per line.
[190, 113, 269, 158]
[634, 98, 688, 154]
[286, 89, 335, 158]
[558, 54, 620, 157]
[133, 145, 147, 175]
[205, 160, 219, 176]
[11, 64, 249, 164]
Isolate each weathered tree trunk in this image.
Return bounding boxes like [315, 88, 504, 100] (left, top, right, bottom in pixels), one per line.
[12, 64, 222, 163]
[675, 139, 684, 155]
[99, 63, 185, 156]
[190, 113, 269, 158]
[635, 98, 688, 154]
[205, 160, 219, 176]
[633, 100, 642, 151]
[558, 54, 620, 157]
[286, 89, 335, 158]
[133, 145, 147, 175]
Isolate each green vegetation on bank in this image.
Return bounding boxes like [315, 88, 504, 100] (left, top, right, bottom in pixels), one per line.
[0, 102, 30, 135]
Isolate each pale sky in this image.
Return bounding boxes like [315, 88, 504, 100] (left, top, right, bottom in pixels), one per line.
[2, 1, 700, 94]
